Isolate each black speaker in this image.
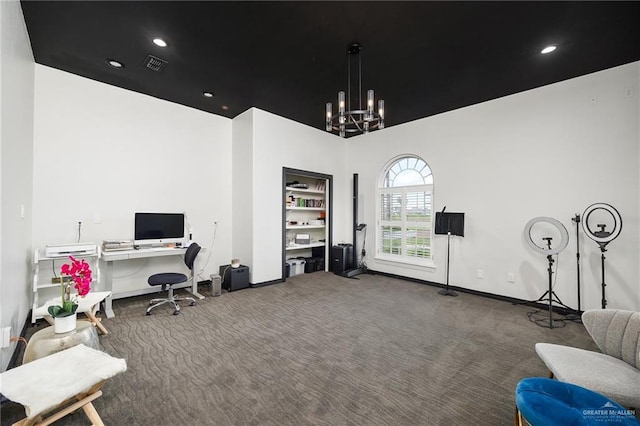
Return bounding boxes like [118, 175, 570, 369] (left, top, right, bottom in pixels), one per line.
[219, 265, 250, 291]
[331, 244, 353, 275]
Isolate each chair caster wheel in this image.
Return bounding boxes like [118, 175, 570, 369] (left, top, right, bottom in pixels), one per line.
[146, 312, 151, 316]
[190, 302, 196, 306]
[173, 310, 180, 315]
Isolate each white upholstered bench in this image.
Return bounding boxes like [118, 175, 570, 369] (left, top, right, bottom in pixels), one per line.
[0, 344, 126, 425]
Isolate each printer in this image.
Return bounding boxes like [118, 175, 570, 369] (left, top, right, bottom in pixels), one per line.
[45, 243, 98, 258]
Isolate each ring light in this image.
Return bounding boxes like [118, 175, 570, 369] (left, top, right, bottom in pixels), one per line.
[523, 216, 571, 328]
[523, 217, 569, 256]
[582, 203, 622, 246]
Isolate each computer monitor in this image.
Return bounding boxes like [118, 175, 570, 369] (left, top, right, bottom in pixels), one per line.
[134, 212, 185, 246]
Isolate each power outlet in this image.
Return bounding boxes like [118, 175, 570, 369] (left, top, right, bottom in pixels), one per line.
[1, 327, 11, 348]
[508, 273, 516, 283]
[477, 269, 484, 279]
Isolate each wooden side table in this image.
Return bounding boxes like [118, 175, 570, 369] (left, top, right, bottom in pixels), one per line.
[23, 320, 100, 364]
[32, 291, 111, 334]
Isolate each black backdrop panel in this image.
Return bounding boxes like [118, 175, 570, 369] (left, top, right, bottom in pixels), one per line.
[435, 212, 465, 237]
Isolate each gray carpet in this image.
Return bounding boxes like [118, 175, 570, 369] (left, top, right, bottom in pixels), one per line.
[1, 272, 596, 425]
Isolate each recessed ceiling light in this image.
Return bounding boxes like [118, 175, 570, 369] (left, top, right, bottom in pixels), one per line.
[107, 59, 124, 68]
[541, 45, 557, 54]
[152, 38, 167, 47]
[221, 105, 229, 111]
[202, 91, 214, 98]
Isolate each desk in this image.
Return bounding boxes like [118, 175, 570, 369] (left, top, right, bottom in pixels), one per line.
[101, 247, 205, 318]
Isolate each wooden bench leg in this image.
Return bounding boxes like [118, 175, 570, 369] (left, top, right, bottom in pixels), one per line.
[13, 382, 107, 426]
[84, 311, 109, 335]
[81, 401, 104, 426]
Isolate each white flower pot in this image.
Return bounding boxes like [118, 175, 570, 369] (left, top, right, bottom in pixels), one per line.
[54, 313, 77, 334]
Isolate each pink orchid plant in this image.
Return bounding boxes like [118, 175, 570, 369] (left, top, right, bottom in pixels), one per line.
[48, 256, 92, 318]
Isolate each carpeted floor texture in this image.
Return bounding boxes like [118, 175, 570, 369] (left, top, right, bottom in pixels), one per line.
[1, 272, 596, 425]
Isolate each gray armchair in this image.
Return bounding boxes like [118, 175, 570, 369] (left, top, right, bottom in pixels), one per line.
[535, 309, 640, 408]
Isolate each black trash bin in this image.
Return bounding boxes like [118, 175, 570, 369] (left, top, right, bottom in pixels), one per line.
[304, 258, 317, 273]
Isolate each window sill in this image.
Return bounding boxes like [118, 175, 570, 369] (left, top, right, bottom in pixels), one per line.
[373, 255, 436, 272]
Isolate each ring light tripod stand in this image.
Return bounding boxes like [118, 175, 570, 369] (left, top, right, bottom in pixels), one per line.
[581, 203, 622, 309]
[523, 217, 570, 328]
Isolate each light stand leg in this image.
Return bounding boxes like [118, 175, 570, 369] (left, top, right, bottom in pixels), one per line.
[600, 251, 607, 309]
[574, 214, 582, 313]
[438, 232, 458, 297]
[547, 255, 554, 328]
[564, 214, 583, 322]
[527, 255, 566, 328]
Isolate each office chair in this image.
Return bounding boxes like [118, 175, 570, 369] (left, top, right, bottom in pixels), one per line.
[146, 243, 201, 316]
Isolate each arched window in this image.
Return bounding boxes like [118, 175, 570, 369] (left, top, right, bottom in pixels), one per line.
[377, 155, 433, 264]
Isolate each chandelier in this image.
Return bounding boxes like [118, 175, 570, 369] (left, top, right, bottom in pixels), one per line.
[326, 43, 384, 138]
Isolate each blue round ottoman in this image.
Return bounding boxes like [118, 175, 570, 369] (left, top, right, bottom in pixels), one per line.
[515, 378, 639, 426]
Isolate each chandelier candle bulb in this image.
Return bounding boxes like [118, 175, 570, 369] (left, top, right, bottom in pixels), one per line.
[326, 103, 332, 131]
[367, 89, 374, 120]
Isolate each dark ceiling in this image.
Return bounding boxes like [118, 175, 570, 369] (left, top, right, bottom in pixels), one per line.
[20, 1, 640, 135]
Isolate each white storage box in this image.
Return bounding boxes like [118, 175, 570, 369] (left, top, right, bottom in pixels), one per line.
[286, 259, 306, 277]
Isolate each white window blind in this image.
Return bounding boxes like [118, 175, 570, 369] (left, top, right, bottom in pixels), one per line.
[378, 185, 432, 261]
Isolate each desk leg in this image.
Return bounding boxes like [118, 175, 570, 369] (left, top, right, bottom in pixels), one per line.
[103, 261, 115, 318]
[187, 255, 205, 299]
[189, 274, 205, 299]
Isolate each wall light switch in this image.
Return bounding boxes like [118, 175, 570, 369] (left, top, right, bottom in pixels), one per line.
[477, 269, 484, 279]
[93, 213, 102, 224]
[508, 273, 516, 283]
[20, 204, 25, 219]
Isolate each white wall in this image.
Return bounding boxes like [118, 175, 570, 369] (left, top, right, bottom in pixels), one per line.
[347, 62, 640, 311]
[231, 109, 254, 271]
[32, 66, 233, 295]
[245, 109, 349, 283]
[0, 0, 35, 371]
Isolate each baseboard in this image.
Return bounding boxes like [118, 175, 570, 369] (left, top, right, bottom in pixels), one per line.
[368, 269, 581, 316]
[250, 278, 283, 288]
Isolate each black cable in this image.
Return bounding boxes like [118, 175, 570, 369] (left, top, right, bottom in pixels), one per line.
[359, 227, 368, 269]
[77, 221, 82, 243]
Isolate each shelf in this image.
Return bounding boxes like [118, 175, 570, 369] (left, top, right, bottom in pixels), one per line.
[285, 187, 324, 194]
[286, 225, 325, 230]
[36, 283, 62, 290]
[285, 242, 325, 251]
[286, 206, 324, 211]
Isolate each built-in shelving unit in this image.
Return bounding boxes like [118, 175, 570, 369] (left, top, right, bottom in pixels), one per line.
[282, 168, 332, 278]
[32, 245, 101, 323]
